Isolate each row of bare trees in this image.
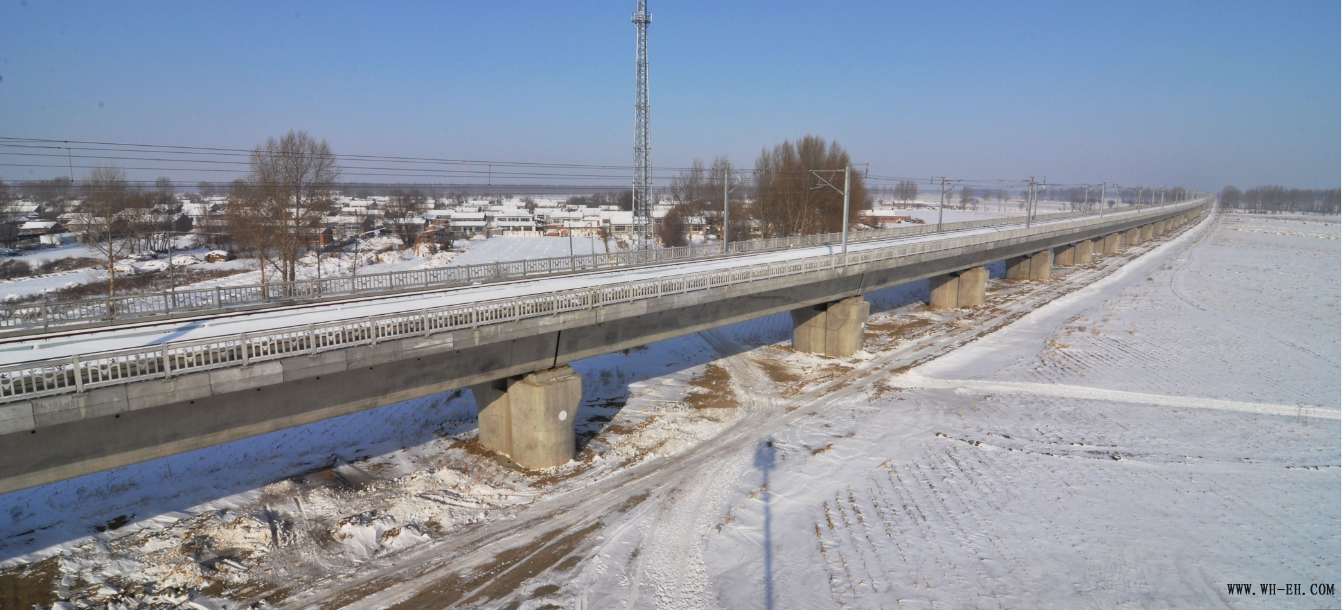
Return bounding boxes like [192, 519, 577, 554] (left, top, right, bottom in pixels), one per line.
[659, 136, 870, 245]
[67, 131, 405, 298]
[37, 131, 416, 299]
[67, 168, 190, 298]
[1220, 185, 1340, 214]
[659, 157, 736, 246]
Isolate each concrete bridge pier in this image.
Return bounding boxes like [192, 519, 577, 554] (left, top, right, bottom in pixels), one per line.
[1076, 239, 1094, 264]
[1123, 228, 1141, 247]
[928, 266, 987, 309]
[1141, 224, 1154, 241]
[1054, 243, 1077, 267]
[471, 365, 582, 470]
[791, 296, 870, 357]
[1006, 250, 1053, 281]
[1102, 233, 1120, 255]
[1005, 255, 1028, 280]
[1029, 249, 1054, 280]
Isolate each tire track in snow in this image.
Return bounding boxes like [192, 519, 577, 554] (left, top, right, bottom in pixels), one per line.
[889, 373, 1338, 420]
[619, 329, 779, 610]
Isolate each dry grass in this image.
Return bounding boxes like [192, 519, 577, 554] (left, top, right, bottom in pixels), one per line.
[864, 316, 934, 345]
[683, 364, 739, 410]
[0, 557, 60, 610]
[11, 267, 249, 304]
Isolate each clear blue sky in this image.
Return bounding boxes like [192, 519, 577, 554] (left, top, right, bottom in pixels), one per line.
[2, 0, 1337, 189]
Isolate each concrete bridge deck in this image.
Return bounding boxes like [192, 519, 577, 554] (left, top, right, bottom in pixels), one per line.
[0, 200, 1209, 493]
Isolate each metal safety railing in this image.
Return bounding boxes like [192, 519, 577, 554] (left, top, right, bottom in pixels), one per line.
[0, 204, 1173, 333]
[0, 200, 1207, 405]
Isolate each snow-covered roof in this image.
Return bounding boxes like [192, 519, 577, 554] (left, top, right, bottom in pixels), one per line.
[20, 221, 58, 230]
[180, 203, 215, 216]
[0, 202, 40, 214]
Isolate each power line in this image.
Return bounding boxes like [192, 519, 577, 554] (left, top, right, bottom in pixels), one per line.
[0, 136, 709, 172]
[0, 138, 1176, 193]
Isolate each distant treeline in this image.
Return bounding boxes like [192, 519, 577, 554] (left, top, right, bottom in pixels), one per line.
[1220, 186, 1340, 214]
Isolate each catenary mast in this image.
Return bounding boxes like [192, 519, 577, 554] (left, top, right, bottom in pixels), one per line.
[632, 0, 652, 245]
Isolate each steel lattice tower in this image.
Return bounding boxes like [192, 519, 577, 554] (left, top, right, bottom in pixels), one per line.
[632, 0, 652, 245]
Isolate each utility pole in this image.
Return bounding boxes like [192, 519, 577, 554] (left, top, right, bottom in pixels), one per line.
[1036, 178, 1047, 221]
[809, 165, 860, 263]
[631, 0, 653, 247]
[1025, 177, 1035, 228]
[1137, 185, 1143, 208]
[1084, 184, 1091, 213]
[841, 163, 851, 260]
[166, 232, 175, 313]
[722, 167, 730, 251]
[936, 177, 948, 231]
[1025, 177, 1046, 226]
[1100, 182, 1107, 217]
[1160, 187, 1165, 206]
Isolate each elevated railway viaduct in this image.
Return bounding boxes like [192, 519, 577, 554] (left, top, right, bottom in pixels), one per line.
[0, 201, 1208, 493]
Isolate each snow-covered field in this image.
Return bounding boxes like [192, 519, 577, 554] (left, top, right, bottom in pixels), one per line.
[0, 239, 250, 303]
[875, 195, 1094, 225]
[693, 210, 1339, 609]
[446, 235, 619, 267]
[0, 209, 1336, 608]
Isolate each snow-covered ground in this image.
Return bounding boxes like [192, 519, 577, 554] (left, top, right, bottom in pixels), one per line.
[690, 210, 1339, 609]
[1, 209, 1336, 608]
[446, 235, 620, 267]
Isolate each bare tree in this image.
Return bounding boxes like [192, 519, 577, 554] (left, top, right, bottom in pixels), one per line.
[658, 204, 688, 247]
[753, 136, 868, 238]
[668, 159, 713, 213]
[667, 156, 736, 240]
[28, 177, 75, 218]
[895, 180, 919, 204]
[707, 156, 740, 239]
[76, 166, 135, 300]
[153, 177, 175, 206]
[226, 131, 341, 286]
[385, 188, 427, 247]
[1067, 187, 1085, 211]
